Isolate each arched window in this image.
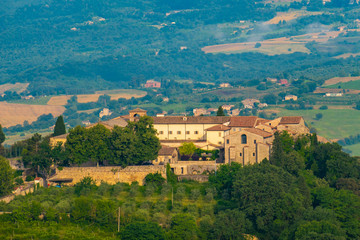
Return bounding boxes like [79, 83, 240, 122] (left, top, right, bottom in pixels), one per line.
[241, 134, 247, 144]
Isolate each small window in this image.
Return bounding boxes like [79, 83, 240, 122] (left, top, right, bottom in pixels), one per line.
[254, 140, 256, 144]
[195, 131, 199, 134]
[177, 131, 181, 134]
[240, 153, 242, 156]
[159, 131, 164, 134]
[269, 123, 271, 126]
[226, 139, 229, 144]
[186, 131, 190, 134]
[233, 128, 236, 131]
[218, 141, 222, 144]
[169, 131, 173, 134]
[181, 167, 184, 174]
[218, 132, 222, 137]
[241, 134, 247, 144]
[253, 153, 255, 156]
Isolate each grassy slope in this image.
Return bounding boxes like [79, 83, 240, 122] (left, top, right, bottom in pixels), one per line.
[274, 108, 360, 140]
[343, 143, 360, 156]
[326, 80, 360, 90]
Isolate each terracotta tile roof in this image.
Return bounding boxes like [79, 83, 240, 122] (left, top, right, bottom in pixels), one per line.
[152, 116, 231, 124]
[279, 116, 302, 124]
[229, 116, 258, 127]
[244, 128, 273, 138]
[206, 124, 231, 131]
[101, 117, 128, 128]
[256, 119, 271, 125]
[158, 147, 177, 156]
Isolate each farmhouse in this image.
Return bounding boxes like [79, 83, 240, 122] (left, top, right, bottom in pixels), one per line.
[144, 80, 161, 88]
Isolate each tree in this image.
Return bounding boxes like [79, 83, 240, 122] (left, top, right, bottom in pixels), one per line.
[179, 142, 196, 156]
[120, 221, 165, 240]
[0, 156, 13, 197]
[0, 124, 5, 145]
[315, 113, 323, 120]
[167, 214, 199, 240]
[53, 115, 66, 136]
[109, 116, 161, 166]
[216, 106, 225, 116]
[145, 173, 165, 186]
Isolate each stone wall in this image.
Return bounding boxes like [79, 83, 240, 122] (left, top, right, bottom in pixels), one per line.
[51, 166, 166, 186]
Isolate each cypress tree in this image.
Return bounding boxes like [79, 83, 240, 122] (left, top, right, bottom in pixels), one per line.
[54, 115, 66, 136]
[0, 124, 4, 145]
[217, 106, 225, 116]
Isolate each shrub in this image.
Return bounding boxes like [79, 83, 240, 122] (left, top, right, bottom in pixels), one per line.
[145, 173, 165, 186]
[25, 175, 35, 182]
[255, 42, 261, 48]
[319, 105, 328, 110]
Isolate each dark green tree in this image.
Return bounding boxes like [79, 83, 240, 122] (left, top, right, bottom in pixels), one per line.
[0, 124, 5, 145]
[54, 115, 66, 136]
[167, 214, 199, 240]
[216, 106, 225, 116]
[0, 156, 13, 197]
[120, 221, 165, 240]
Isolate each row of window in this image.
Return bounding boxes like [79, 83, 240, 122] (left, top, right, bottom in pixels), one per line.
[159, 131, 199, 135]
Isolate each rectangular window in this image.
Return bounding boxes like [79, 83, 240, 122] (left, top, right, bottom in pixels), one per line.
[169, 131, 173, 134]
[254, 140, 256, 144]
[218, 141, 222, 144]
[159, 131, 164, 134]
[240, 153, 242, 156]
[177, 131, 181, 134]
[253, 153, 255, 156]
[186, 131, 190, 134]
[194, 131, 199, 134]
[218, 132, 221, 137]
[226, 139, 229, 144]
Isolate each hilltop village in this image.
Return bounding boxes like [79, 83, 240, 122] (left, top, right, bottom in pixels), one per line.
[49, 108, 310, 185]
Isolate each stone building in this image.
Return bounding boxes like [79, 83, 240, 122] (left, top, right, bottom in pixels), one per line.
[153, 146, 179, 165]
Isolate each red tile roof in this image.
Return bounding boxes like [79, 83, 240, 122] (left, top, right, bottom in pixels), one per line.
[244, 128, 273, 138]
[229, 116, 258, 127]
[206, 124, 231, 131]
[279, 116, 302, 124]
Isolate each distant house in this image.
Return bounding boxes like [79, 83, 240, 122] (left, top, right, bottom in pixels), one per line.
[222, 105, 234, 111]
[220, 83, 231, 88]
[99, 108, 112, 118]
[284, 95, 298, 101]
[81, 120, 91, 126]
[193, 108, 209, 116]
[230, 109, 240, 116]
[279, 79, 289, 86]
[266, 77, 277, 83]
[242, 99, 260, 109]
[144, 80, 161, 88]
[325, 93, 343, 97]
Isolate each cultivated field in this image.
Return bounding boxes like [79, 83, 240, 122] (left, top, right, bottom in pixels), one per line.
[0, 102, 65, 127]
[314, 87, 360, 94]
[202, 31, 341, 55]
[0, 83, 29, 95]
[325, 80, 360, 90]
[323, 76, 360, 86]
[47, 89, 147, 106]
[266, 10, 323, 24]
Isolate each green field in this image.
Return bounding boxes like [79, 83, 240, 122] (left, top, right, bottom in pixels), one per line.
[343, 143, 360, 156]
[7, 96, 52, 105]
[274, 108, 360, 140]
[96, 89, 147, 96]
[326, 80, 360, 90]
